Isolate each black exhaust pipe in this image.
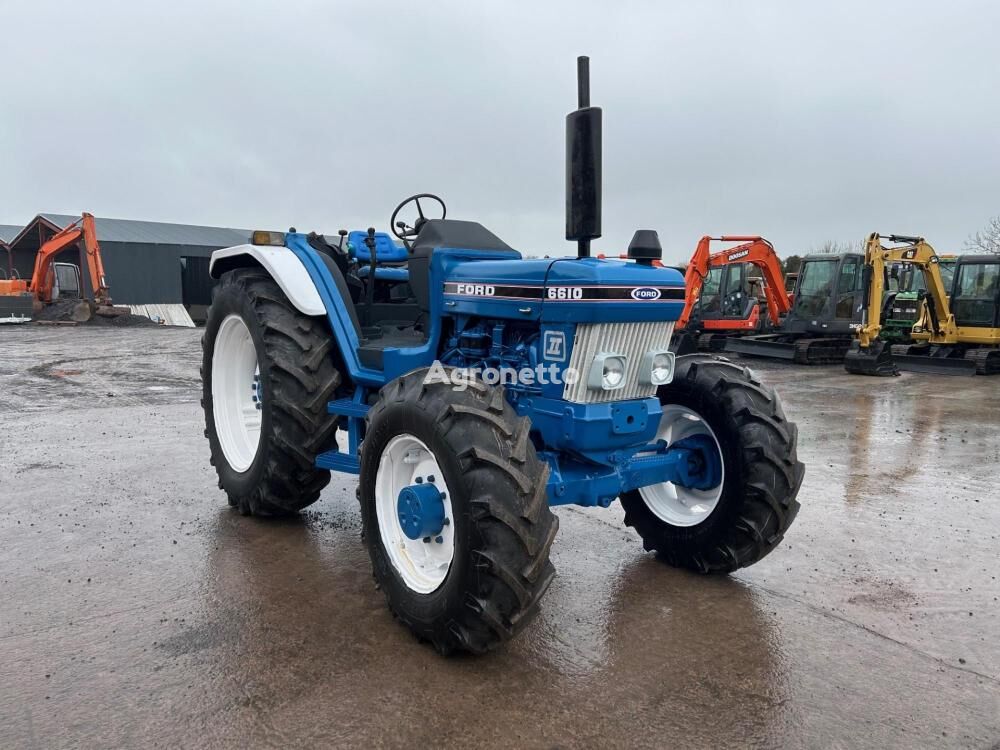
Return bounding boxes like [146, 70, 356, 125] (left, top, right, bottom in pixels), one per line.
[566, 56, 602, 258]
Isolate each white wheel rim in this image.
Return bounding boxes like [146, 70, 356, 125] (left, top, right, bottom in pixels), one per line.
[638, 405, 725, 527]
[212, 314, 262, 473]
[374, 434, 455, 594]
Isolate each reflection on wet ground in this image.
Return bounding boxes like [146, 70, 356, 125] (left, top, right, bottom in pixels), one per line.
[1, 327, 998, 748]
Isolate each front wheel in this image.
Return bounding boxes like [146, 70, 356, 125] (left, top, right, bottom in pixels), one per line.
[359, 369, 558, 654]
[620, 354, 804, 572]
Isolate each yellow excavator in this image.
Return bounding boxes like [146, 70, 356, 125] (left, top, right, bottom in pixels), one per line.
[844, 233, 1000, 376]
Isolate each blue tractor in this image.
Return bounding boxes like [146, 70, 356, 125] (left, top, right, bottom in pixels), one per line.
[202, 58, 804, 654]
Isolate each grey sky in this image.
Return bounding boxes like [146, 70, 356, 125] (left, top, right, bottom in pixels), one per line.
[2, 0, 997, 263]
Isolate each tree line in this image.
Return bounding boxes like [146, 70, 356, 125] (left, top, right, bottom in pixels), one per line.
[781, 214, 1000, 274]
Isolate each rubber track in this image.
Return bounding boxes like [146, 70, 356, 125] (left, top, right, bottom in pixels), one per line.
[793, 337, 853, 365]
[965, 348, 1000, 376]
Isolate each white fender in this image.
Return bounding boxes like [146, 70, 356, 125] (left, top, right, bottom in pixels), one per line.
[210, 244, 325, 316]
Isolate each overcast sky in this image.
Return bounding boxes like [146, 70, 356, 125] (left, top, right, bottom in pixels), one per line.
[2, 1, 998, 263]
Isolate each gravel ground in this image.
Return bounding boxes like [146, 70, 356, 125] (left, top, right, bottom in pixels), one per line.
[1, 325, 998, 749]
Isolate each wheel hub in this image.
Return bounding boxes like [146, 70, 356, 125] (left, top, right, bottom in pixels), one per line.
[638, 405, 726, 527]
[671, 434, 723, 491]
[374, 434, 455, 594]
[396, 481, 446, 541]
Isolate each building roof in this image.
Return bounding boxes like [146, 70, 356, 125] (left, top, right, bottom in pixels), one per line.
[34, 213, 251, 247]
[0, 224, 22, 244]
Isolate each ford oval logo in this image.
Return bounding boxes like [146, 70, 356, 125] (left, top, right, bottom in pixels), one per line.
[631, 287, 661, 301]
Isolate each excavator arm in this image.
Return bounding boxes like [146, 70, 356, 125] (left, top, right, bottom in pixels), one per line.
[855, 233, 954, 348]
[677, 235, 790, 329]
[30, 213, 110, 304]
[845, 233, 960, 376]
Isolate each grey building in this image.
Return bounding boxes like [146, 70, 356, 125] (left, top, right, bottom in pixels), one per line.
[4, 213, 250, 316]
[1, 225, 21, 278]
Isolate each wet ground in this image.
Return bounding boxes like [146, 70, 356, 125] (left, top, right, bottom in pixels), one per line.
[1, 326, 998, 749]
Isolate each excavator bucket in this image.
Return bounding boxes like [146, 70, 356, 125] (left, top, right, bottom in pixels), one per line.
[844, 340, 898, 376]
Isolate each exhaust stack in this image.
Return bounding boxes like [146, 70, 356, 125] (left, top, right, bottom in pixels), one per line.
[565, 56, 602, 258]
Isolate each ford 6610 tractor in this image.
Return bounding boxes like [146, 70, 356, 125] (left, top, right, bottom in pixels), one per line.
[202, 59, 804, 654]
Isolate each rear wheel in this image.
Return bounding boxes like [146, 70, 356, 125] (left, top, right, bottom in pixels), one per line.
[620, 354, 804, 572]
[202, 269, 341, 516]
[359, 369, 558, 654]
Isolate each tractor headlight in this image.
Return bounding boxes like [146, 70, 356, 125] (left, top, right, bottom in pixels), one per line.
[639, 350, 675, 386]
[588, 353, 627, 390]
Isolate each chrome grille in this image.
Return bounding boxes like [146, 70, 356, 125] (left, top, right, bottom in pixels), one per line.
[562, 321, 675, 403]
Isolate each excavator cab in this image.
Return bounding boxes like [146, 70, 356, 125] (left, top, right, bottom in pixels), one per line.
[951, 256, 1000, 328]
[50, 262, 82, 300]
[692, 264, 756, 321]
[671, 235, 790, 354]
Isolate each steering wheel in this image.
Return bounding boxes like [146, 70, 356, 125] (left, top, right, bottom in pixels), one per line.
[390, 193, 446, 250]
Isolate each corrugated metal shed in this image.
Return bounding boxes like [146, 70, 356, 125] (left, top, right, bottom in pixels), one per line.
[5, 212, 257, 307]
[38, 213, 250, 247]
[0, 224, 22, 243]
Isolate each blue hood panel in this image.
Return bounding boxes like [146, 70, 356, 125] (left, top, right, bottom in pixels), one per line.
[442, 256, 685, 323]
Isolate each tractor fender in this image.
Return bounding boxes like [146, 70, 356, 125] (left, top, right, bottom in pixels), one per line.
[209, 244, 325, 317]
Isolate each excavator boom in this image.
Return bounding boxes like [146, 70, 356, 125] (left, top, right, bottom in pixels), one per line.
[29, 213, 110, 304]
[844, 233, 997, 376]
[678, 235, 791, 329]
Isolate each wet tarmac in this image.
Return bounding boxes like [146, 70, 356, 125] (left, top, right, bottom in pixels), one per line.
[1, 326, 998, 748]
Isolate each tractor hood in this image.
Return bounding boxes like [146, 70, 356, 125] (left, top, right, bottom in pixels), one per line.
[442, 256, 685, 323]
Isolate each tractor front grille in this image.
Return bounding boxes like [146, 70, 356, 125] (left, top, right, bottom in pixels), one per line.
[562, 321, 675, 403]
[890, 304, 920, 322]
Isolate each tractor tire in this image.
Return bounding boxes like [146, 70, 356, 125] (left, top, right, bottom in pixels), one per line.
[620, 354, 804, 573]
[359, 368, 558, 655]
[202, 268, 341, 516]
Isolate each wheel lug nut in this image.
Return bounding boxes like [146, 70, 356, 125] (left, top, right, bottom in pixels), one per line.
[435, 536, 443, 544]
[442, 518, 450, 526]
[427, 475, 436, 483]
[415, 477, 423, 484]
[422, 536, 431, 543]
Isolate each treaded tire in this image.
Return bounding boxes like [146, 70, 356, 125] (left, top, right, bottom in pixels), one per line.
[359, 368, 558, 654]
[620, 354, 804, 572]
[202, 268, 341, 516]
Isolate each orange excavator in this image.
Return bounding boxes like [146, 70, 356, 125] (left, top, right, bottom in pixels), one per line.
[671, 235, 791, 354]
[0, 213, 112, 323]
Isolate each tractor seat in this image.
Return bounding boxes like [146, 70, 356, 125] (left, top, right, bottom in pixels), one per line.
[348, 231, 409, 265]
[357, 266, 409, 282]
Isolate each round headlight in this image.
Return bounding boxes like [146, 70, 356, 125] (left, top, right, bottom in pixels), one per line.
[651, 352, 672, 384]
[603, 357, 625, 389]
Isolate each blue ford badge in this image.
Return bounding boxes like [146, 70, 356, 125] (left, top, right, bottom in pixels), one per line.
[631, 287, 661, 301]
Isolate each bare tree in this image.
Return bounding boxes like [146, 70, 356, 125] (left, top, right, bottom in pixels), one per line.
[813, 240, 859, 254]
[963, 216, 1000, 255]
